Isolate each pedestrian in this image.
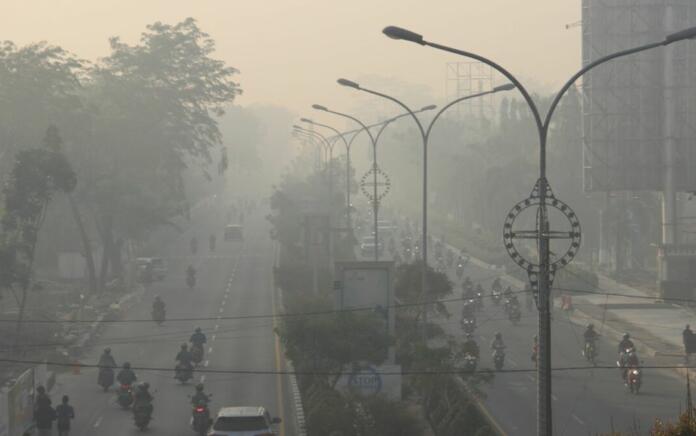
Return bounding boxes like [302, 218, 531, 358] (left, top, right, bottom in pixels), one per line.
[683, 324, 694, 363]
[35, 401, 56, 436]
[55, 395, 74, 436]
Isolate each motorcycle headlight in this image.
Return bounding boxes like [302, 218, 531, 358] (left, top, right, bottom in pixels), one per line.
[631, 370, 639, 375]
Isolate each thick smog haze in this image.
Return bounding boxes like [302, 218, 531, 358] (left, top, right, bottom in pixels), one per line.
[4, 1, 696, 435]
[2, 0, 579, 112]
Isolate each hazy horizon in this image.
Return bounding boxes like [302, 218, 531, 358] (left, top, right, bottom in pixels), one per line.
[3, 0, 580, 114]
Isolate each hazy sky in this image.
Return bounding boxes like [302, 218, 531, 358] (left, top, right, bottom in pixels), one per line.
[3, 1, 580, 115]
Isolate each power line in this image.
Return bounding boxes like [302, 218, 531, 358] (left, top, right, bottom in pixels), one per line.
[2, 357, 693, 376]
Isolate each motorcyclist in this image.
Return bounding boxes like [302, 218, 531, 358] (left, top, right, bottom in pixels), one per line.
[584, 324, 599, 345]
[191, 383, 211, 406]
[176, 343, 194, 377]
[461, 300, 476, 320]
[503, 286, 514, 301]
[187, 265, 196, 278]
[98, 348, 117, 368]
[462, 276, 473, 291]
[618, 333, 635, 354]
[152, 296, 165, 313]
[133, 382, 153, 414]
[490, 332, 505, 352]
[117, 362, 137, 386]
[190, 328, 207, 358]
[622, 349, 640, 382]
[462, 334, 480, 358]
[491, 277, 502, 293]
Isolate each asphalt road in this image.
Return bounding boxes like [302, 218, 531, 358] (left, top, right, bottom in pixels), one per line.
[440, 255, 686, 436]
[46, 198, 296, 435]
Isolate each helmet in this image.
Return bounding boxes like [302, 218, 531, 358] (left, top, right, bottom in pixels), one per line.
[195, 327, 202, 333]
[104, 347, 111, 354]
[623, 333, 630, 340]
[181, 343, 188, 350]
[37, 385, 46, 394]
[196, 383, 204, 392]
[123, 362, 131, 369]
[495, 332, 502, 339]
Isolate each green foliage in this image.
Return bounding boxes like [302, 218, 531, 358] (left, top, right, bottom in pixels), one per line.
[0, 126, 76, 290]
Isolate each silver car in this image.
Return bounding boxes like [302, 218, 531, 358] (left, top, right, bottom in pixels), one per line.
[208, 406, 281, 436]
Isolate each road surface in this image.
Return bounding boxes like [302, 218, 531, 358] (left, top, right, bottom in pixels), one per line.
[46, 199, 296, 435]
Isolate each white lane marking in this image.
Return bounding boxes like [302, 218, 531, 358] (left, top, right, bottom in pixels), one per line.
[200, 375, 206, 383]
[94, 416, 103, 428]
[214, 324, 219, 331]
[204, 360, 209, 367]
[208, 347, 213, 353]
[551, 394, 558, 401]
[526, 374, 535, 382]
[212, 334, 216, 341]
[572, 414, 585, 425]
[218, 307, 224, 313]
[221, 300, 226, 306]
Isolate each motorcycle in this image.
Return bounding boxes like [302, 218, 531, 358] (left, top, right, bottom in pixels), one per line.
[475, 291, 484, 310]
[461, 317, 476, 334]
[175, 364, 194, 384]
[493, 348, 505, 371]
[491, 289, 502, 305]
[133, 404, 152, 430]
[456, 264, 464, 280]
[191, 402, 212, 436]
[583, 341, 597, 365]
[117, 384, 134, 409]
[186, 272, 196, 290]
[98, 367, 114, 392]
[508, 304, 521, 324]
[152, 307, 166, 325]
[191, 344, 204, 365]
[627, 367, 642, 394]
[463, 353, 478, 372]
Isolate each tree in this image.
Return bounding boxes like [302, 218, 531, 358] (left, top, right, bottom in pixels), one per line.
[0, 126, 76, 346]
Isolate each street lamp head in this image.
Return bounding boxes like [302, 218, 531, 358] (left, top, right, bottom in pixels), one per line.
[493, 83, 516, 92]
[383, 26, 425, 45]
[337, 78, 360, 89]
[312, 104, 328, 111]
[420, 104, 437, 111]
[300, 118, 313, 124]
[665, 26, 696, 44]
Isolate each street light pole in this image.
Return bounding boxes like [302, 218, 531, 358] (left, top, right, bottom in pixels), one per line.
[383, 24, 696, 436]
[336, 78, 513, 341]
[312, 105, 381, 261]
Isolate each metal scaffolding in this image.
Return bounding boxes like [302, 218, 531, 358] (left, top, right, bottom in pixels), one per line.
[445, 62, 496, 121]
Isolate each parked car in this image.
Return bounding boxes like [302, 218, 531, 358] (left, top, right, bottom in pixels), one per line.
[208, 406, 281, 436]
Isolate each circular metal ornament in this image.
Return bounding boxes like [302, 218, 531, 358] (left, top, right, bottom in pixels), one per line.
[360, 166, 391, 204]
[502, 195, 581, 274]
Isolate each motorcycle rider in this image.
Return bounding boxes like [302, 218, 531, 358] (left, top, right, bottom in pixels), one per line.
[187, 265, 196, 279]
[176, 343, 194, 378]
[490, 332, 505, 353]
[462, 276, 473, 292]
[190, 327, 207, 347]
[191, 383, 211, 406]
[584, 324, 599, 345]
[618, 333, 635, 353]
[117, 362, 137, 386]
[98, 348, 117, 368]
[491, 277, 502, 293]
[462, 334, 480, 358]
[133, 382, 153, 415]
[503, 286, 514, 301]
[152, 296, 165, 314]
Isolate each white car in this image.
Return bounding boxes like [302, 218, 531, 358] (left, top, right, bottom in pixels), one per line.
[208, 406, 281, 436]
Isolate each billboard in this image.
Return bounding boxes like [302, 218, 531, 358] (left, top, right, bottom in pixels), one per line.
[582, 0, 696, 192]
